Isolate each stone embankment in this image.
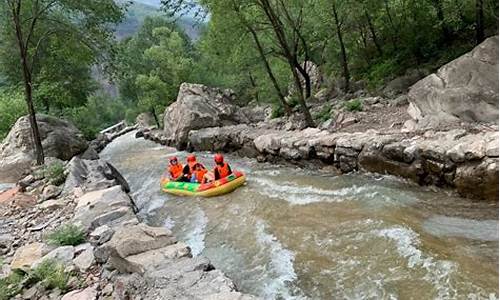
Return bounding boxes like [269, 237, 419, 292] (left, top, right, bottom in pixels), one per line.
[140, 125, 498, 201]
[0, 118, 256, 299]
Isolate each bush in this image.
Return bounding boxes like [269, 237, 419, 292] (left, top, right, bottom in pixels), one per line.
[0, 271, 25, 300]
[29, 260, 69, 291]
[44, 161, 66, 186]
[271, 104, 284, 119]
[344, 99, 363, 112]
[315, 104, 332, 122]
[46, 224, 85, 246]
[0, 88, 26, 140]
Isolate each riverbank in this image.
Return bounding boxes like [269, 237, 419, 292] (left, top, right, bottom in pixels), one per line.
[0, 136, 257, 299]
[140, 125, 499, 201]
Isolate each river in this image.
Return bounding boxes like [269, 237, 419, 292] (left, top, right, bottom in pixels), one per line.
[101, 131, 499, 300]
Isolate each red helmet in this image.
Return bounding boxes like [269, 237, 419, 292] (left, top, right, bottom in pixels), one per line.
[187, 154, 196, 162]
[169, 156, 178, 163]
[214, 153, 224, 164]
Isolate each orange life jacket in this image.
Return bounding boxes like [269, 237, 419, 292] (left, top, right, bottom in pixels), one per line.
[215, 163, 231, 179]
[194, 169, 208, 183]
[169, 164, 183, 179]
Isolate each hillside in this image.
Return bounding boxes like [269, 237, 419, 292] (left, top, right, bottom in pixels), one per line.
[115, 0, 201, 40]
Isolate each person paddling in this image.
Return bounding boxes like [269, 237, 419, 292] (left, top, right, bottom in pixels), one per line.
[213, 153, 232, 180]
[167, 156, 183, 181]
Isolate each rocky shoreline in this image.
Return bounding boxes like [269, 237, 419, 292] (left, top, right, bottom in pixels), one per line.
[0, 136, 257, 299]
[140, 125, 499, 201]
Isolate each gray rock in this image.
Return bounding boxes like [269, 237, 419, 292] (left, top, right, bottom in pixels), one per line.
[80, 146, 99, 160]
[0, 114, 88, 182]
[18, 175, 35, 188]
[89, 225, 114, 245]
[408, 36, 498, 126]
[61, 285, 98, 300]
[38, 199, 64, 211]
[163, 83, 249, 149]
[32, 246, 74, 269]
[383, 68, 428, 97]
[41, 184, 62, 201]
[72, 185, 137, 232]
[136, 112, 157, 128]
[73, 247, 95, 272]
[105, 223, 176, 258]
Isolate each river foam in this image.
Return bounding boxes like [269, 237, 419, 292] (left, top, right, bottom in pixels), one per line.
[254, 220, 304, 299]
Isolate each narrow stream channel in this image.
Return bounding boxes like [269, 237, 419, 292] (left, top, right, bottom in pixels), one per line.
[101, 131, 499, 300]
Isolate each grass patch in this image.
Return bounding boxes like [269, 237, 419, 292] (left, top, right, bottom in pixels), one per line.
[44, 161, 66, 186]
[0, 270, 26, 300]
[46, 224, 85, 246]
[344, 99, 363, 112]
[29, 260, 69, 291]
[315, 104, 332, 122]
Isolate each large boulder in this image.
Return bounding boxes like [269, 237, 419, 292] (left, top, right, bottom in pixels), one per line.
[0, 114, 88, 182]
[163, 83, 249, 149]
[408, 36, 499, 127]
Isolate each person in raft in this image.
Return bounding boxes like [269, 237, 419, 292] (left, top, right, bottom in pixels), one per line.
[180, 154, 205, 182]
[190, 163, 210, 184]
[213, 153, 232, 180]
[167, 156, 183, 181]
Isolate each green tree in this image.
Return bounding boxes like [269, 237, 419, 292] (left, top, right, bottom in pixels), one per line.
[0, 0, 124, 164]
[116, 17, 193, 125]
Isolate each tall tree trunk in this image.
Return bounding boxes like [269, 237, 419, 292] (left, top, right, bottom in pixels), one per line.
[383, 0, 398, 51]
[332, 1, 350, 93]
[11, 1, 44, 165]
[151, 106, 160, 128]
[294, 60, 312, 99]
[247, 24, 292, 115]
[248, 72, 259, 103]
[289, 63, 315, 127]
[476, 0, 485, 44]
[364, 10, 383, 56]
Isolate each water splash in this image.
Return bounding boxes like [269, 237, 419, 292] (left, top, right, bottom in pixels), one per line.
[254, 220, 304, 299]
[374, 226, 458, 299]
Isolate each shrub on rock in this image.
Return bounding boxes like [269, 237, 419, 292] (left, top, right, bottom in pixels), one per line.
[46, 224, 85, 246]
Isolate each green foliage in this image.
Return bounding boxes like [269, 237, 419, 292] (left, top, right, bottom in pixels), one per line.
[29, 260, 69, 291]
[62, 94, 127, 140]
[365, 59, 401, 90]
[0, 270, 25, 300]
[344, 99, 363, 112]
[0, 88, 26, 140]
[115, 16, 193, 121]
[46, 224, 85, 246]
[44, 161, 66, 186]
[315, 104, 332, 122]
[271, 104, 284, 119]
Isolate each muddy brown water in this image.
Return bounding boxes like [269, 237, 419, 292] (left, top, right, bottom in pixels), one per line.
[101, 131, 498, 300]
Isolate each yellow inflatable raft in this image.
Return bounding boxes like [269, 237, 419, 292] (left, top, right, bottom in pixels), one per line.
[160, 171, 246, 197]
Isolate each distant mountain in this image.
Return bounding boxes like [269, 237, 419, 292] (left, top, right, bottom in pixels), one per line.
[134, 0, 161, 7]
[115, 0, 201, 40]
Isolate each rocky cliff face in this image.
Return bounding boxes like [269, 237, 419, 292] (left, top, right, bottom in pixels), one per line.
[408, 35, 499, 128]
[0, 115, 88, 182]
[163, 83, 249, 149]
